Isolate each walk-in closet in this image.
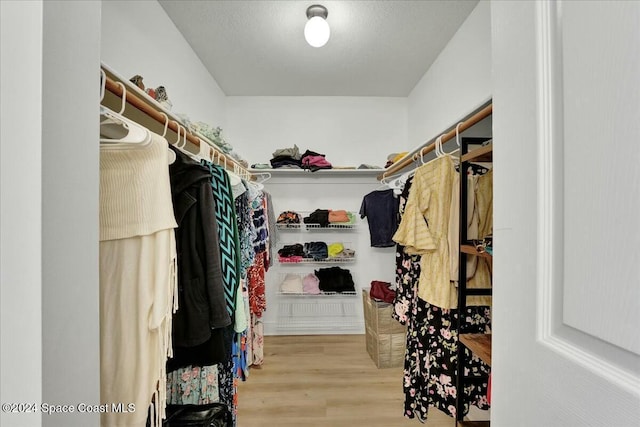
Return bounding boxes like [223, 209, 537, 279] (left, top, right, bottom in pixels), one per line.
[1, 1, 639, 427]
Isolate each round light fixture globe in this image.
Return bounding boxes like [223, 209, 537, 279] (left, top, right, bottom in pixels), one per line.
[304, 5, 330, 48]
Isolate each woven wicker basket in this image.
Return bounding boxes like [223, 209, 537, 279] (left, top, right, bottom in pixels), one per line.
[362, 289, 407, 368]
[362, 289, 406, 334]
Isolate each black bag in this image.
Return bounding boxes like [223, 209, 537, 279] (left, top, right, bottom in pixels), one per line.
[162, 403, 229, 427]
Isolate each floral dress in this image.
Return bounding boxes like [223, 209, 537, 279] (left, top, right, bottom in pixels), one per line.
[393, 177, 491, 423]
[166, 365, 220, 405]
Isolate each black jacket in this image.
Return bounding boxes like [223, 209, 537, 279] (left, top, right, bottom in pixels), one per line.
[169, 147, 231, 348]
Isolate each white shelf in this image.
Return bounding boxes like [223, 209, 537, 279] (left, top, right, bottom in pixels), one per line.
[102, 62, 248, 167]
[277, 240, 355, 264]
[305, 223, 357, 230]
[276, 223, 358, 230]
[276, 299, 361, 332]
[276, 223, 303, 230]
[278, 257, 356, 264]
[250, 168, 385, 176]
[278, 291, 358, 297]
[276, 210, 359, 230]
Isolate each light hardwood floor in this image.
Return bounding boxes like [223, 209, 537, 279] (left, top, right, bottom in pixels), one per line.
[237, 335, 455, 427]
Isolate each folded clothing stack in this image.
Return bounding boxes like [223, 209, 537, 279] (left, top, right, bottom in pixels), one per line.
[279, 273, 323, 295]
[270, 145, 302, 169]
[278, 241, 329, 261]
[303, 209, 330, 227]
[303, 241, 328, 260]
[300, 150, 332, 172]
[315, 267, 355, 293]
[328, 210, 349, 223]
[276, 211, 301, 225]
[327, 243, 355, 259]
[303, 209, 356, 227]
[302, 273, 321, 294]
[268, 147, 334, 171]
[278, 243, 304, 262]
[280, 273, 303, 294]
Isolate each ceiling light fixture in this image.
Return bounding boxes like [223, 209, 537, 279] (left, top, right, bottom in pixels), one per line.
[304, 4, 330, 48]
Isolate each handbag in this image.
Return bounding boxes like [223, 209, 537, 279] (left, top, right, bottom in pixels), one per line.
[369, 280, 395, 304]
[161, 403, 229, 427]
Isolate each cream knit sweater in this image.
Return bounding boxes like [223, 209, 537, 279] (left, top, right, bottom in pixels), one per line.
[99, 132, 177, 242]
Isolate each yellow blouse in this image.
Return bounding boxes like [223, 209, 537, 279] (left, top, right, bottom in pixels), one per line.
[393, 155, 458, 308]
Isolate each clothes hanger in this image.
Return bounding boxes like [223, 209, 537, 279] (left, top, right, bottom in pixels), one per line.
[455, 122, 464, 148]
[225, 159, 242, 187]
[437, 135, 446, 157]
[239, 155, 264, 191]
[227, 164, 242, 186]
[195, 140, 213, 163]
[169, 121, 182, 147]
[178, 125, 188, 150]
[419, 134, 457, 169]
[442, 122, 464, 158]
[158, 112, 176, 164]
[216, 154, 243, 187]
[375, 175, 391, 191]
[173, 123, 201, 162]
[100, 82, 150, 146]
[387, 174, 408, 194]
[240, 167, 250, 182]
[420, 146, 428, 165]
[424, 135, 444, 162]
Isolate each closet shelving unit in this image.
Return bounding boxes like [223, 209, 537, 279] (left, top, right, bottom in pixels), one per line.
[100, 63, 253, 179]
[278, 291, 358, 297]
[275, 214, 361, 332]
[276, 223, 358, 231]
[278, 257, 356, 264]
[455, 134, 493, 427]
[251, 168, 385, 177]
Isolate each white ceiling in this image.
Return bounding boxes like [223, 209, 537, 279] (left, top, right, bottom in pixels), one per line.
[158, 0, 479, 97]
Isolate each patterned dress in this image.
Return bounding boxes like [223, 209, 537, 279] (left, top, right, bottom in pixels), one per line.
[203, 161, 242, 318]
[393, 176, 491, 422]
[166, 365, 219, 405]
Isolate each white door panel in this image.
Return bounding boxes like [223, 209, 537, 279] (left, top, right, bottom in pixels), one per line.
[492, 1, 640, 426]
[561, 0, 640, 355]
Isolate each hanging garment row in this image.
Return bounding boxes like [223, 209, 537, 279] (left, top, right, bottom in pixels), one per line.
[390, 151, 493, 423]
[99, 105, 276, 427]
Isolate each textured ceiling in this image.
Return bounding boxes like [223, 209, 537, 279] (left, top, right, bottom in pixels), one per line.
[158, 0, 479, 97]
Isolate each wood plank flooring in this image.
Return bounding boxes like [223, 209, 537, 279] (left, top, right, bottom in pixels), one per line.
[237, 335, 455, 427]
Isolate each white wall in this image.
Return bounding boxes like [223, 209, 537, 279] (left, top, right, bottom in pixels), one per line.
[225, 96, 407, 167]
[41, 2, 102, 426]
[1, 2, 44, 426]
[101, 0, 227, 128]
[1, 1, 101, 426]
[407, 0, 491, 152]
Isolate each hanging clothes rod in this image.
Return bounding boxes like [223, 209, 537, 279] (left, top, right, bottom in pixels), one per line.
[377, 103, 493, 180]
[102, 72, 251, 178]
